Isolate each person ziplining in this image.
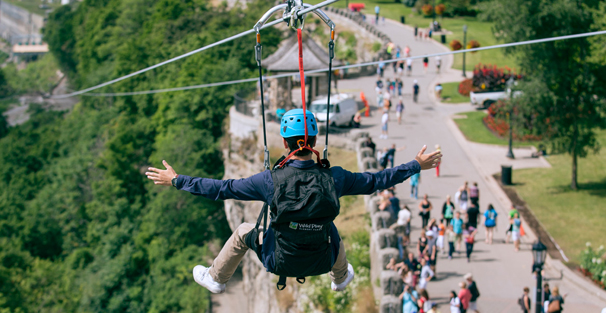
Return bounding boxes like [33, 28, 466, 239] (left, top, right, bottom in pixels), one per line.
[145, 0, 442, 294]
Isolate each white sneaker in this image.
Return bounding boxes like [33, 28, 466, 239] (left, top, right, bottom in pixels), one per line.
[331, 264, 355, 292]
[193, 265, 225, 294]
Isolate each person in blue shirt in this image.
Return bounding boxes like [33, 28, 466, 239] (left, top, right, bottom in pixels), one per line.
[483, 204, 498, 244]
[146, 109, 442, 294]
[452, 211, 464, 252]
[409, 172, 420, 199]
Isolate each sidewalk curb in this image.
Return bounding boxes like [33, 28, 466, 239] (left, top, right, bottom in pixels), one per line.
[446, 116, 606, 308]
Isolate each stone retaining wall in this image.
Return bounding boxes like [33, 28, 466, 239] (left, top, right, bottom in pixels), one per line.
[354, 133, 404, 313]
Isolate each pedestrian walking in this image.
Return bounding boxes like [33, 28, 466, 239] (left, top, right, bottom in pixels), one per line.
[455, 182, 470, 213]
[463, 225, 477, 262]
[458, 282, 472, 313]
[543, 283, 551, 313]
[376, 76, 384, 89]
[506, 205, 519, 244]
[383, 144, 406, 168]
[450, 290, 462, 313]
[436, 56, 442, 73]
[418, 258, 434, 290]
[398, 61, 404, 77]
[405, 45, 411, 57]
[362, 136, 376, 155]
[410, 172, 420, 199]
[465, 274, 481, 313]
[547, 287, 566, 313]
[381, 110, 389, 139]
[435, 144, 442, 177]
[414, 25, 419, 39]
[483, 204, 497, 244]
[378, 58, 386, 77]
[437, 219, 446, 254]
[419, 288, 431, 313]
[407, 58, 413, 76]
[396, 99, 404, 124]
[469, 182, 479, 206]
[423, 56, 429, 74]
[384, 89, 392, 111]
[512, 212, 522, 252]
[419, 194, 432, 228]
[442, 195, 455, 226]
[418, 230, 428, 258]
[375, 5, 380, 24]
[413, 80, 420, 102]
[397, 78, 403, 96]
[377, 90, 384, 109]
[453, 211, 464, 252]
[435, 83, 443, 100]
[519, 287, 531, 313]
[400, 284, 420, 313]
[466, 202, 480, 229]
[425, 230, 438, 274]
[390, 78, 397, 95]
[446, 224, 456, 259]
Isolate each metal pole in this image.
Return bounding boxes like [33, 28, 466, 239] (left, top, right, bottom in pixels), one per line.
[462, 25, 467, 77]
[506, 110, 515, 158]
[535, 267, 543, 313]
[432, 0, 436, 26]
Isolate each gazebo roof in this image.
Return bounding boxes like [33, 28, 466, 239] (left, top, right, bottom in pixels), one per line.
[262, 34, 342, 72]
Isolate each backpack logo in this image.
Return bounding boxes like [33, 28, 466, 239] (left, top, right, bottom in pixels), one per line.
[289, 222, 298, 230]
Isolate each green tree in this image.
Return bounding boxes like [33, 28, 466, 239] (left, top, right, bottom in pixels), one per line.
[488, 0, 606, 189]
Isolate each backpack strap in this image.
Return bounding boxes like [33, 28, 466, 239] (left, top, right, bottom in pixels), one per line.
[296, 277, 306, 284]
[277, 276, 287, 290]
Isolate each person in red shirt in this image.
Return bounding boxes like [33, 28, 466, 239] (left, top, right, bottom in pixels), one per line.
[458, 281, 472, 313]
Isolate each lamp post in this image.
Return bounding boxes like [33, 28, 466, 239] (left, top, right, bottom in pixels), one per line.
[462, 25, 467, 77]
[432, 0, 436, 26]
[532, 239, 547, 313]
[506, 77, 515, 159]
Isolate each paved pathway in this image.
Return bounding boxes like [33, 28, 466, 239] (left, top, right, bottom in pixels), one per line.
[333, 16, 605, 312]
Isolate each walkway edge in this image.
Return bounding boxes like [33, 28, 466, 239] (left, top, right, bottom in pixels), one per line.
[446, 117, 606, 308]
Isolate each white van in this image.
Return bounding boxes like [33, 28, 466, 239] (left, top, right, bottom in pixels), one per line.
[310, 94, 358, 127]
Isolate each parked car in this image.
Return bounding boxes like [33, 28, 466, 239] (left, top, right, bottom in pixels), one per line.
[310, 94, 358, 127]
[470, 90, 522, 109]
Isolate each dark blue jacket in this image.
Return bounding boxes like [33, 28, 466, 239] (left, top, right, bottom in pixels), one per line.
[175, 159, 420, 272]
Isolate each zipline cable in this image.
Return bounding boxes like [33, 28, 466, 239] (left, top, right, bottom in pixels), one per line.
[51, 0, 339, 99]
[76, 29, 606, 97]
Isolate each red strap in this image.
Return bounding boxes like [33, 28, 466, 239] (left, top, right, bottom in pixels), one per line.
[278, 29, 321, 169]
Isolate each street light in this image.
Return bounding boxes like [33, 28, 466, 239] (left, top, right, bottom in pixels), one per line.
[532, 239, 547, 313]
[506, 77, 515, 159]
[462, 25, 467, 77]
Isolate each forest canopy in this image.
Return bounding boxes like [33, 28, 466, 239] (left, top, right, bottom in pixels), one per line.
[0, 0, 281, 311]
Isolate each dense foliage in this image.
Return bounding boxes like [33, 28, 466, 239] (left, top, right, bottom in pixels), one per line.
[486, 0, 606, 189]
[580, 243, 606, 290]
[0, 0, 281, 312]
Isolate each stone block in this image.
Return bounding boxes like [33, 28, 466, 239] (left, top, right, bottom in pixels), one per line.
[376, 228, 397, 249]
[381, 270, 403, 296]
[380, 295, 403, 313]
[372, 211, 392, 231]
[378, 248, 400, 270]
[362, 157, 378, 171]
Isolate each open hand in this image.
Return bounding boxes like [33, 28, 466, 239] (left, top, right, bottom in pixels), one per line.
[414, 145, 442, 170]
[146, 160, 177, 186]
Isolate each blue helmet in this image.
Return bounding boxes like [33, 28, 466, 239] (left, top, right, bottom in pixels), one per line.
[280, 109, 318, 138]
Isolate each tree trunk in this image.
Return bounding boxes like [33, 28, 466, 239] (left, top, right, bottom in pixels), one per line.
[571, 149, 578, 190]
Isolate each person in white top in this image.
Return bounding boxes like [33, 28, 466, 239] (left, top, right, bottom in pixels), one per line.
[380, 110, 389, 139]
[449, 290, 461, 313]
[406, 58, 413, 76]
[418, 257, 434, 289]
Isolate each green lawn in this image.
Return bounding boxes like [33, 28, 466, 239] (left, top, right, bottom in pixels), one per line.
[307, 0, 519, 70]
[1, 0, 60, 16]
[512, 130, 606, 264]
[440, 81, 468, 103]
[453, 111, 535, 147]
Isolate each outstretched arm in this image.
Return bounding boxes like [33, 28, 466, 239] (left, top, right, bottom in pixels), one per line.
[146, 160, 272, 202]
[338, 145, 441, 196]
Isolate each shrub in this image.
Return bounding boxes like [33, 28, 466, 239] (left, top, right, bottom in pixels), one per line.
[472, 64, 523, 91]
[435, 3, 446, 15]
[467, 40, 480, 52]
[458, 79, 473, 97]
[580, 243, 606, 290]
[450, 40, 462, 51]
[372, 42, 382, 53]
[421, 4, 433, 16]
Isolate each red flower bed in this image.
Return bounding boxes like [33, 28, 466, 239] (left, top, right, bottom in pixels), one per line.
[458, 79, 473, 97]
[472, 64, 523, 91]
[435, 4, 446, 15]
[450, 40, 462, 51]
[421, 4, 433, 16]
[483, 101, 543, 141]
